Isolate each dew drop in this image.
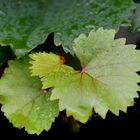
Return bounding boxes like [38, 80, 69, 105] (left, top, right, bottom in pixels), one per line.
[0, 11, 6, 17]
[36, 107, 40, 111]
[41, 114, 45, 117]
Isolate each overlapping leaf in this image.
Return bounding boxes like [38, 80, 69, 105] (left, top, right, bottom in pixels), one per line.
[0, 57, 59, 134]
[133, 2, 140, 32]
[0, 0, 134, 56]
[30, 28, 140, 123]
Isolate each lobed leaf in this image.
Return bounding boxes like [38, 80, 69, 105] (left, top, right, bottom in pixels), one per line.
[0, 57, 59, 134]
[30, 28, 140, 123]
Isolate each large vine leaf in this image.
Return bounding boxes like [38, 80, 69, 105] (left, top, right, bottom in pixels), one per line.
[30, 28, 140, 123]
[0, 57, 59, 134]
[0, 0, 134, 56]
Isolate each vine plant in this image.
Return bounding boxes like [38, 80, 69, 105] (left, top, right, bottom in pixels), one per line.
[0, 0, 140, 135]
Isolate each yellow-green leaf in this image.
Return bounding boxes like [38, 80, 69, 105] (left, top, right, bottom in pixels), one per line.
[30, 28, 140, 123]
[0, 57, 59, 134]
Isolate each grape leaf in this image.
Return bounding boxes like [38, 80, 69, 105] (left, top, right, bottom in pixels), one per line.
[30, 28, 140, 123]
[0, 57, 59, 134]
[30, 52, 75, 78]
[0, 0, 134, 56]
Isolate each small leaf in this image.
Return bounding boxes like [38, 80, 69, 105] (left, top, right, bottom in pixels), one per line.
[30, 28, 140, 123]
[0, 0, 134, 56]
[0, 57, 59, 134]
[30, 52, 75, 78]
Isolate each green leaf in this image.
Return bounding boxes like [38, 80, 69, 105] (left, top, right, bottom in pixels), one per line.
[30, 52, 75, 78]
[30, 28, 140, 123]
[132, 2, 140, 32]
[0, 57, 59, 134]
[0, 0, 134, 56]
[0, 46, 14, 66]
